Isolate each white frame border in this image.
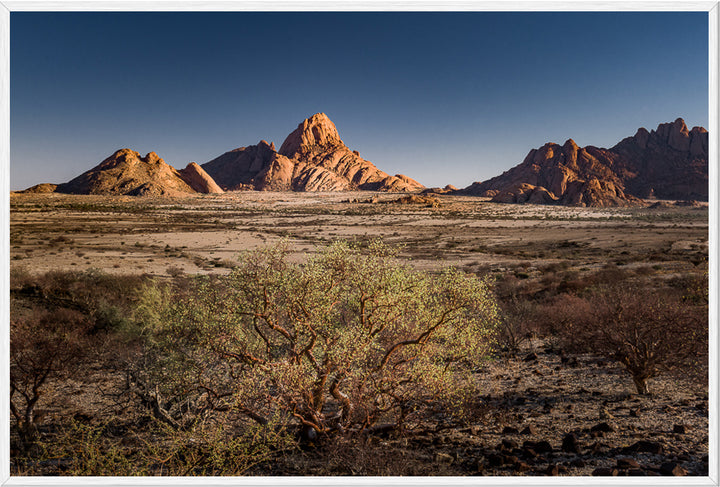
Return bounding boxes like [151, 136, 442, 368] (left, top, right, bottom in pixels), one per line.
[0, 2, 717, 486]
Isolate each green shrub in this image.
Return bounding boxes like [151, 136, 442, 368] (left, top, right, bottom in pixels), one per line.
[132, 240, 500, 436]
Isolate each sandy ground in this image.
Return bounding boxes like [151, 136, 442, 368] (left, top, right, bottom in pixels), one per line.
[10, 191, 708, 278]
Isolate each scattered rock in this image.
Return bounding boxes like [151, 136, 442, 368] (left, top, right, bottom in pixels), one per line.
[486, 453, 504, 467]
[520, 425, 538, 435]
[502, 426, 519, 434]
[561, 433, 580, 454]
[616, 458, 640, 469]
[503, 455, 519, 466]
[623, 440, 664, 455]
[592, 467, 619, 476]
[501, 439, 519, 450]
[659, 462, 687, 476]
[523, 440, 552, 454]
[545, 464, 560, 475]
[673, 424, 689, 434]
[590, 422, 615, 433]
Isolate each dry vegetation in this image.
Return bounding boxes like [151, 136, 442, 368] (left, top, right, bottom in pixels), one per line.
[9, 191, 709, 477]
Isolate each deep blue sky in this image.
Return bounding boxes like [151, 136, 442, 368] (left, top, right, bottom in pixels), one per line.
[11, 12, 709, 190]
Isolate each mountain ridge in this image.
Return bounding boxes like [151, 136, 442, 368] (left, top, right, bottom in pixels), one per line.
[202, 113, 424, 192]
[457, 118, 708, 206]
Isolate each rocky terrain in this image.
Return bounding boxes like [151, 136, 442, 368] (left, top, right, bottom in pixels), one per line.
[459, 118, 708, 207]
[202, 113, 424, 192]
[9, 191, 708, 477]
[49, 149, 221, 197]
[260, 339, 708, 477]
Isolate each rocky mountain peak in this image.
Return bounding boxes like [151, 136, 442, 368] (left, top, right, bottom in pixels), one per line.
[458, 118, 708, 206]
[144, 151, 162, 163]
[203, 113, 423, 193]
[258, 140, 276, 151]
[279, 112, 343, 158]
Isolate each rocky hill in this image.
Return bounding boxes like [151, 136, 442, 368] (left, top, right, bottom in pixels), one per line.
[459, 119, 708, 206]
[53, 149, 223, 196]
[202, 113, 424, 192]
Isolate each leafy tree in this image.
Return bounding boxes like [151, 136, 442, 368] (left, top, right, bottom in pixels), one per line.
[10, 306, 91, 447]
[554, 285, 707, 395]
[132, 240, 500, 436]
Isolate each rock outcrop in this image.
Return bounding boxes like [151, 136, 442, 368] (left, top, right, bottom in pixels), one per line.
[610, 119, 708, 201]
[202, 113, 424, 192]
[19, 183, 58, 194]
[459, 119, 707, 206]
[177, 162, 224, 194]
[53, 149, 221, 196]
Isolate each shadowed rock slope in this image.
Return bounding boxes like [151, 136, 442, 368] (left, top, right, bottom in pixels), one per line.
[54, 149, 223, 196]
[459, 118, 708, 207]
[202, 113, 424, 192]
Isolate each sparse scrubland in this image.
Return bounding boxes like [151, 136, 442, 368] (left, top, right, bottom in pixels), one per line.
[9, 192, 709, 476]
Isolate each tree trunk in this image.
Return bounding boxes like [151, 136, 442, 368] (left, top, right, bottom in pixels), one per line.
[632, 376, 650, 395]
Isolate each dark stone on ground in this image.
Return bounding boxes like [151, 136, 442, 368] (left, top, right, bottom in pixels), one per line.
[592, 467, 619, 476]
[673, 424, 689, 434]
[523, 440, 552, 453]
[660, 462, 688, 476]
[591, 422, 615, 433]
[562, 433, 581, 453]
[617, 458, 640, 469]
[501, 439, 518, 450]
[520, 425, 538, 435]
[545, 464, 560, 475]
[487, 453, 504, 467]
[624, 440, 664, 454]
[502, 426, 519, 434]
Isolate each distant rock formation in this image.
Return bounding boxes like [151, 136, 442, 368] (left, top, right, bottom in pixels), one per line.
[610, 118, 708, 201]
[202, 113, 424, 192]
[459, 118, 708, 206]
[19, 183, 58, 194]
[53, 149, 221, 196]
[177, 162, 224, 194]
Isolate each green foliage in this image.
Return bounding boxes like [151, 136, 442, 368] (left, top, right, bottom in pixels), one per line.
[18, 416, 293, 476]
[135, 240, 500, 434]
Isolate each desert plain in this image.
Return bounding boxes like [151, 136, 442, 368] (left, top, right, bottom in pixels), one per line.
[9, 190, 709, 477]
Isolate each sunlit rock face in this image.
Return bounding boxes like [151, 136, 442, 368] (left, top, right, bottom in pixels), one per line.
[458, 118, 708, 206]
[54, 149, 198, 196]
[203, 113, 424, 192]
